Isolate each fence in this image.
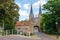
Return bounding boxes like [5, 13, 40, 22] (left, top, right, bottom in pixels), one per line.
[0, 29, 31, 36]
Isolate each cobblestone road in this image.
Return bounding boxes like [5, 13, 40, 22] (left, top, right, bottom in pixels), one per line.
[0, 32, 58, 40]
[0, 35, 40, 40]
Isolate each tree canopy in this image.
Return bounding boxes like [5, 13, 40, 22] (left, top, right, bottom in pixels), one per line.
[0, 0, 20, 30]
[41, 0, 60, 34]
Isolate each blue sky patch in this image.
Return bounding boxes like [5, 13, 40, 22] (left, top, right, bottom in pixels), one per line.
[15, 0, 47, 21]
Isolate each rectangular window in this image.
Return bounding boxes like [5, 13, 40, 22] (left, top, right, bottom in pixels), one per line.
[18, 28, 20, 30]
[25, 28, 28, 30]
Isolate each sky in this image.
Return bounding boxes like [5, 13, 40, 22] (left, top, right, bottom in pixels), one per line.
[15, 0, 47, 21]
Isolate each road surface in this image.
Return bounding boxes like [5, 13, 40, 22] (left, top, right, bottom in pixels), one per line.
[0, 35, 40, 40]
[35, 32, 57, 40]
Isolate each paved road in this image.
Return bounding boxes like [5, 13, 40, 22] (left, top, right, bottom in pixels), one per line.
[0, 35, 40, 40]
[0, 32, 58, 40]
[35, 32, 57, 40]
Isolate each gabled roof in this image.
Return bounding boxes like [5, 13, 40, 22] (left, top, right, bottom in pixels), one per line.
[15, 21, 30, 26]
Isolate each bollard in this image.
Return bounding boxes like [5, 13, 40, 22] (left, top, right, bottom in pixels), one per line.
[29, 32, 30, 37]
[17, 30, 18, 35]
[6, 30, 7, 36]
[12, 29, 13, 35]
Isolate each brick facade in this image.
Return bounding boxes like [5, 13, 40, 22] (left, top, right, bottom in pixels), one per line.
[15, 4, 42, 34]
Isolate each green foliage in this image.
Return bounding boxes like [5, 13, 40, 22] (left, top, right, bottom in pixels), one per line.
[41, 0, 60, 34]
[0, 0, 19, 30]
[43, 0, 60, 14]
[41, 13, 56, 34]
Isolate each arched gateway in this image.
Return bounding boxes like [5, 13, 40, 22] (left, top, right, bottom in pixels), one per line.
[34, 26, 39, 33]
[15, 4, 42, 34]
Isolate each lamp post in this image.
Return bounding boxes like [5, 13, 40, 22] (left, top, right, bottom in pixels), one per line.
[43, 23, 45, 32]
[55, 21, 58, 39]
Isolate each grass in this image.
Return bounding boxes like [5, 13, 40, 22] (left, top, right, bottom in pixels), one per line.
[46, 34, 60, 40]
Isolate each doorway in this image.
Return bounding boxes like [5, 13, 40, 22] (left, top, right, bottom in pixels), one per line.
[34, 26, 39, 33]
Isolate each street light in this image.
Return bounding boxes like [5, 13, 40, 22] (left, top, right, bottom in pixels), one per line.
[43, 23, 45, 32]
[55, 21, 58, 39]
[56, 22, 58, 25]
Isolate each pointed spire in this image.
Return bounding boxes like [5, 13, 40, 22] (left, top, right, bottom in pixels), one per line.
[29, 3, 34, 21]
[39, 4, 42, 14]
[30, 4, 33, 14]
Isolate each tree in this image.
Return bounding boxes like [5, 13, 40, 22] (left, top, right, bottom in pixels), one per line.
[41, 0, 60, 34]
[0, 0, 20, 30]
[41, 13, 57, 34]
[43, 0, 60, 14]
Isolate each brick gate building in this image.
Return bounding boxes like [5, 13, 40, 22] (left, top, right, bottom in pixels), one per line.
[15, 4, 42, 34]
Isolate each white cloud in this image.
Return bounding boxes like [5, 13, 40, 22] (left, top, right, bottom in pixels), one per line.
[41, 0, 47, 6]
[19, 10, 29, 17]
[33, 1, 40, 8]
[15, 2, 21, 7]
[23, 4, 30, 9]
[33, 0, 47, 8]
[19, 10, 29, 21]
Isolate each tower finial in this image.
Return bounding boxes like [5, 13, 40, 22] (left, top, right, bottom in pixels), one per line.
[29, 3, 34, 21]
[38, 1, 41, 18]
[39, 3, 41, 14]
[30, 3, 33, 14]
